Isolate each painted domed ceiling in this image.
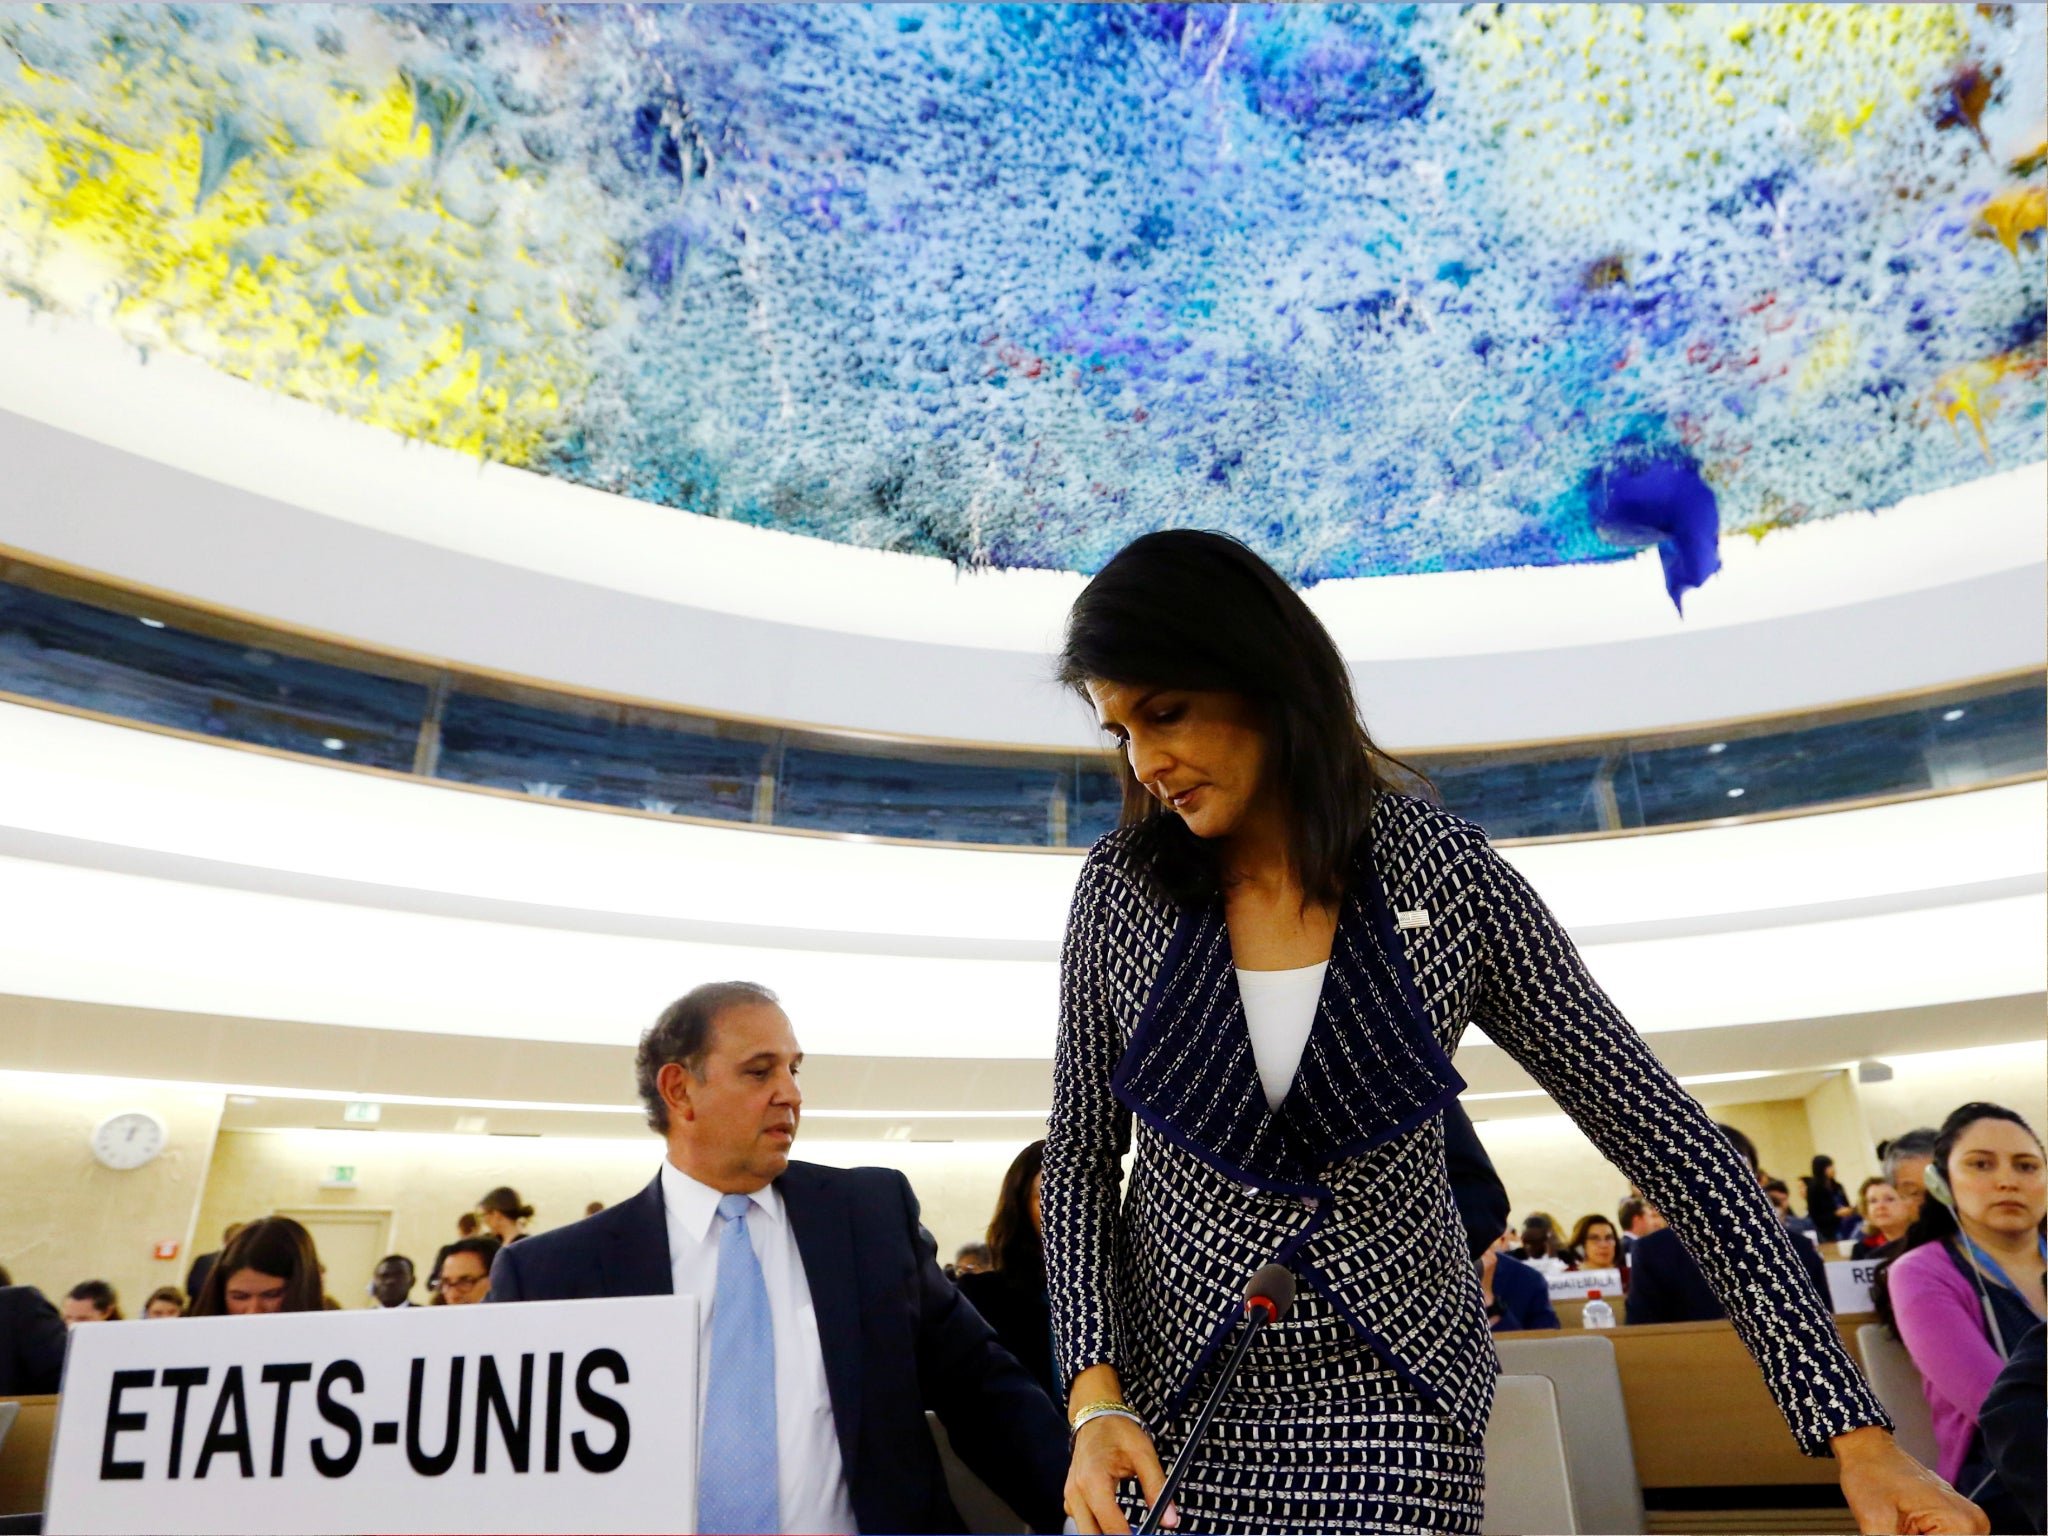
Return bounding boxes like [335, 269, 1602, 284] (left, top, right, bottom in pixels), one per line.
[0, 4, 2041, 608]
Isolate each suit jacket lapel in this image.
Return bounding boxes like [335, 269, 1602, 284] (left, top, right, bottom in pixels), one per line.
[601, 1172, 676, 1298]
[778, 1163, 863, 1474]
[1113, 838, 1466, 1190]
[1275, 852, 1465, 1161]
[1113, 902, 1308, 1188]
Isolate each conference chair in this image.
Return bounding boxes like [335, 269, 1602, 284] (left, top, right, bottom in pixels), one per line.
[0, 1395, 53, 1527]
[1854, 1324, 1940, 1471]
[1496, 1335, 1646, 1535]
[1481, 1372, 1579, 1535]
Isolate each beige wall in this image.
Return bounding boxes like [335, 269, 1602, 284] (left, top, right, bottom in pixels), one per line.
[1858, 1039, 2047, 1149]
[1471, 1114, 1637, 1237]
[1804, 1071, 1879, 1190]
[0, 1071, 223, 1314]
[193, 1128, 1036, 1304]
[1476, 1095, 1841, 1237]
[1716, 1099, 1818, 1186]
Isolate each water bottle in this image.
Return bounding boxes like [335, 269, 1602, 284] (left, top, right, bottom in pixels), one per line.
[1581, 1289, 1615, 1329]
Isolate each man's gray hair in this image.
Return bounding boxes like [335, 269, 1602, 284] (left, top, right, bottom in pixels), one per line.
[636, 981, 781, 1134]
[1883, 1127, 1939, 1183]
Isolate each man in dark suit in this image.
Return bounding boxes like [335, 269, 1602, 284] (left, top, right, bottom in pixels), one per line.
[1485, 1247, 1562, 1332]
[1627, 1122, 1829, 1325]
[0, 1282, 68, 1396]
[491, 981, 1068, 1535]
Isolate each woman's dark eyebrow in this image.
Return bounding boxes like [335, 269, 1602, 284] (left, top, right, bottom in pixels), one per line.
[1097, 688, 1160, 732]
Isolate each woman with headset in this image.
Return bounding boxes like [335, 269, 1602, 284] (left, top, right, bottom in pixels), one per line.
[1875, 1102, 2046, 1533]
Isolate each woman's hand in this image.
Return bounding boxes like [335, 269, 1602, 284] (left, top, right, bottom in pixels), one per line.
[1833, 1426, 1988, 1534]
[1065, 1412, 1170, 1535]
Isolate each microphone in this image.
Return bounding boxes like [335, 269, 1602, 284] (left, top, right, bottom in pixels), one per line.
[1137, 1264, 1296, 1536]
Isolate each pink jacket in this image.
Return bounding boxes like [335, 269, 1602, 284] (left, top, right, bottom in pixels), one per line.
[1886, 1241, 2007, 1485]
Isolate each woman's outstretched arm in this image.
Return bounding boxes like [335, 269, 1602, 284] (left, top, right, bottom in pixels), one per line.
[1456, 842, 1986, 1535]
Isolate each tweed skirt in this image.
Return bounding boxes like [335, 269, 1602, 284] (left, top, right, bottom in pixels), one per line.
[1117, 1278, 1486, 1535]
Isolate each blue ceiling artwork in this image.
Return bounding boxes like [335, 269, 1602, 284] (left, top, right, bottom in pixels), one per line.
[0, 4, 2042, 608]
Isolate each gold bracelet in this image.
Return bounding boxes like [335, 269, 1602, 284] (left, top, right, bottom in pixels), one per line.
[1068, 1397, 1131, 1427]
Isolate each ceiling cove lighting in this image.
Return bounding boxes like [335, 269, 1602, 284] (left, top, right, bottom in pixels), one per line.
[11, 1065, 1800, 1123]
[1943, 709, 1967, 722]
[136, 616, 166, 629]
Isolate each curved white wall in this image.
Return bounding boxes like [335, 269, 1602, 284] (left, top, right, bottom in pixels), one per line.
[0, 702, 2039, 1059]
[1, 301, 2040, 748]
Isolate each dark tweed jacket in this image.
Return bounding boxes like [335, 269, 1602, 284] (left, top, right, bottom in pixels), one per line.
[1042, 792, 1889, 1454]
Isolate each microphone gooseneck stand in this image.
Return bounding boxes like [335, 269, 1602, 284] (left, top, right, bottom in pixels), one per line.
[1136, 1263, 1297, 1536]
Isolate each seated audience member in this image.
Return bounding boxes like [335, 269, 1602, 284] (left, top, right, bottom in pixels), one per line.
[1976, 1321, 2045, 1535]
[1510, 1213, 1568, 1276]
[1764, 1178, 1819, 1239]
[1618, 1195, 1664, 1260]
[184, 1221, 244, 1305]
[953, 1242, 994, 1277]
[191, 1216, 325, 1315]
[427, 1211, 482, 1295]
[490, 980, 1068, 1535]
[1886, 1128, 1941, 1222]
[1566, 1214, 1627, 1288]
[143, 1286, 186, 1318]
[477, 1186, 534, 1245]
[585, 1200, 605, 1217]
[1483, 1240, 1561, 1332]
[433, 1237, 501, 1306]
[1628, 1122, 1830, 1325]
[1854, 1177, 1915, 1260]
[61, 1280, 120, 1325]
[369, 1253, 417, 1309]
[955, 1139, 1058, 1404]
[1875, 1103, 2046, 1534]
[1805, 1155, 1856, 1244]
[0, 1275, 68, 1394]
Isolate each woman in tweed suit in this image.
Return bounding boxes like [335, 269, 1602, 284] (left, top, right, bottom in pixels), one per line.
[1045, 531, 1985, 1536]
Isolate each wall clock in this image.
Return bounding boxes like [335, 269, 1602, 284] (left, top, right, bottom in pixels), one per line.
[91, 1110, 167, 1171]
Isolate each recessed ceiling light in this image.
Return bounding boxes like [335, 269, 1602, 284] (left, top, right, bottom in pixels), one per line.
[321, 737, 345, 751]
[1942, 709, 1965, 722]
[137, 616, 166, 629]
[227, 1094, 259, 1106]
[1706, 742, 1727, 754]
[1726, 787, 1746, 798]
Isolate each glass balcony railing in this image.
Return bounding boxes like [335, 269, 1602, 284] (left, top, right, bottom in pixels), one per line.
[0, 556, 2039, 849]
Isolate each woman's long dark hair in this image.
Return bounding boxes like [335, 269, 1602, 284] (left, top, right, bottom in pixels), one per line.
[191, 1216, 325, 1316]
[1057, 529, 1422, 906]
[986, 1139, 1047, 1291]
[1873, 1102, 2044, 1332]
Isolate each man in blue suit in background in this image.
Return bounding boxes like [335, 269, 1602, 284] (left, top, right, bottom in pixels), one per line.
[491, 981, 1069, 1534]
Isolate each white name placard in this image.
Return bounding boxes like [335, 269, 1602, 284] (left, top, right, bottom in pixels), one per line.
[1546, 1268, 1622, 1301]
[48, 1296, 698, 1535]
[1826, 1258, 1883, 1315]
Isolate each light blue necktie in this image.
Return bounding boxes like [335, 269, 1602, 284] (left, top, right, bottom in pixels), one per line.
[699, 1192, 779, 1535]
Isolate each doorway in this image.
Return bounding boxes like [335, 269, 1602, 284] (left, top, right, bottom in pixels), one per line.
[274, 1208, 393, 1310]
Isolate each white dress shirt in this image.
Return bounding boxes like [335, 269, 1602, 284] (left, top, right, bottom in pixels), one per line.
[1237, 961, 1329, 1111]
[660, 1159, 858, 1535]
